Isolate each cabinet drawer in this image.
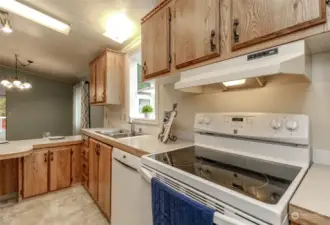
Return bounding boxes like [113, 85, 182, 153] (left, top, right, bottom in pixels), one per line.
[82, 147, 89, 160]
[82, 136, 89, 147]
[82, 161, 89, 175]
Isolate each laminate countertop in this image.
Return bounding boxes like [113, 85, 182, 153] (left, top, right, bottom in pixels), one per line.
[289, 164, 330, 224]
[0, 136, 82, 160]
[81, 128, 193, 157]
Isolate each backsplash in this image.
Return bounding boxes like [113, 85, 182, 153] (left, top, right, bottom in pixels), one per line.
[104, 52, 330, 152]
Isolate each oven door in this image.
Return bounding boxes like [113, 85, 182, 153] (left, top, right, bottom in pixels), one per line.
[141, 167, 256, 225]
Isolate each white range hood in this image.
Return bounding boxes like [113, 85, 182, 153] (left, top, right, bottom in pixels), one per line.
[175, 40, 312, 91]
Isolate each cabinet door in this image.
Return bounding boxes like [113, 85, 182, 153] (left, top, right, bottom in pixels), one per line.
[141, 6, 171, 79]
[23, 149, 48, 198]
[97, 143, 112, 219]
[174, 0, 220, 69]
[49, 147, 71, 191]
[89, 139, 99, 201]
[71, 145, 81, 185]
[96, 54, 106, 103]
[90, 62, 97, 104]
[231, 0, 326, 50]
[106, 52, 124, 105]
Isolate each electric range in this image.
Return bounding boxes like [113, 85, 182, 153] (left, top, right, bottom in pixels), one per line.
[141, 113, 310, 225]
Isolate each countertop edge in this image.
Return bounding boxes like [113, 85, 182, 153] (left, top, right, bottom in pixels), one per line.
[0, 137, 83, 160]
[81, 130, 149, 157]
[289, 203, 330, 224]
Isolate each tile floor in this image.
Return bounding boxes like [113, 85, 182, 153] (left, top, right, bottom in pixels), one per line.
[0, 186, 110, 225]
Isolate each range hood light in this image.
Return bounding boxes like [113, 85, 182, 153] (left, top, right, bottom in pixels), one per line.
[222, 79, 246, 87]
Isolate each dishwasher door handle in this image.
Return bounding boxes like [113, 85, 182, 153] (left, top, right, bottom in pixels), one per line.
[114, 158, 138, 172]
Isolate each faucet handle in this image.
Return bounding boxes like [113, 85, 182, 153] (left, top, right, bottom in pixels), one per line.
[128, 116, 134, 123]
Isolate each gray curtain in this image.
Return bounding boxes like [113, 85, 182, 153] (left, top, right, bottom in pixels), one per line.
[73, 81, 90, 135]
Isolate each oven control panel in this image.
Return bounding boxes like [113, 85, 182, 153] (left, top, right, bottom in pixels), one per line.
[194, 113, 309, 145]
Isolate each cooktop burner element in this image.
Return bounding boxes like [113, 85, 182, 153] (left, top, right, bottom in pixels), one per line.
[149, 145, 301, 204]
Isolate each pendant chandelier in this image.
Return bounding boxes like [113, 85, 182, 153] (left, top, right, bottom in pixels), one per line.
[1, 54, 33, 90]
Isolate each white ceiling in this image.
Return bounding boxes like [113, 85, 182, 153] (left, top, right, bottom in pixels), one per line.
[0, 0, 156, 82]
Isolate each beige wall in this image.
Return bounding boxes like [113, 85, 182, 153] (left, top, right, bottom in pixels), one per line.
[104, 52, 330, 151]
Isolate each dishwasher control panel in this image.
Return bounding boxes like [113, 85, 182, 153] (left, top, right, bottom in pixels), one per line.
[113, 148, 141, 171]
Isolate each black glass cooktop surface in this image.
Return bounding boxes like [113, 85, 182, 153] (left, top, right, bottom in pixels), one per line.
[149, 146, 301, 204]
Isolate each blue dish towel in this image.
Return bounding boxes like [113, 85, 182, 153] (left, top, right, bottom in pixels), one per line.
[152, 178, 215, 225]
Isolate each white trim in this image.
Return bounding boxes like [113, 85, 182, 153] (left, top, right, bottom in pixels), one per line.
[313, 149, 330, 166]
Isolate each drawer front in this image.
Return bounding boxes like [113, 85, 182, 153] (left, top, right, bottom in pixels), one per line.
[82, 136, 89, 147]
[82, 146, 89, 160]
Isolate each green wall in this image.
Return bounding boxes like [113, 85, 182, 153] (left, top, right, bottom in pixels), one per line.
[0, 67, 73, 140]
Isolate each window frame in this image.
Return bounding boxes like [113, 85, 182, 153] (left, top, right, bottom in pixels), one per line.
[127, 48, 160, 126]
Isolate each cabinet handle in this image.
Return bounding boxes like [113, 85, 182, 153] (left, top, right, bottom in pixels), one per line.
[210, 30, 216, 52]
[326, 0, 330, 6]
[44, 153, 48, 163]
[93, 94, 96, 102]
[233, 19, 240, 43]
[101, 92, 105, 100]
[143, 62, 147, 75]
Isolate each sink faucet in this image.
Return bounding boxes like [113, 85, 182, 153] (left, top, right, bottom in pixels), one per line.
[128, 117, 135, 135]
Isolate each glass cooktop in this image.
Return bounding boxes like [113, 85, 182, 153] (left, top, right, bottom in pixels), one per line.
[149, 146, 301, 204]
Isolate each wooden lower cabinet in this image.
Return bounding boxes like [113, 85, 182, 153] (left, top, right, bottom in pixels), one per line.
[88, 138, 112, 220]
[97, 142, 112, 219]
[23, 149, 49, 198]
[89, 139, 99, 201]
[49, 147, 71, 191]
[22, 145, 82, 199]
[0, 159, 18, 196]
[71, 145, 82, 185]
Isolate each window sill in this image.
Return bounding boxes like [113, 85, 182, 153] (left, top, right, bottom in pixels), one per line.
[130, 118, 159, 126]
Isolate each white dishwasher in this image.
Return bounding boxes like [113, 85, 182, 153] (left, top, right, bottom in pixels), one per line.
[111, 148, 153, 225]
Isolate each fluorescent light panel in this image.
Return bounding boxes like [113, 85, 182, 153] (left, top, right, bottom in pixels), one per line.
[222, 79, 246, 87]
[0, 0, 71, 35]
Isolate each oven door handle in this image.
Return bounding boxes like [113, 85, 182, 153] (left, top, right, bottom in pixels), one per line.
[140, 167, 248, 225]
[140, 167, 154, 183]
[213, 212, 246, 225]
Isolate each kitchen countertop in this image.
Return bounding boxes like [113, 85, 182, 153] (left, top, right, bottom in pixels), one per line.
[0, 136, 82, 160]
[289, 164, 330, 224]
[81, 128, 193, 157]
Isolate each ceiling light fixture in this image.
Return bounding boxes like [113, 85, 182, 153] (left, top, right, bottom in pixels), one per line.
[0, 0, 71, 35]
[222, 79, 247, 87]
[103, 12, 134, 44]
[0, 54, 33, 90]
[0, 11, 13, 33]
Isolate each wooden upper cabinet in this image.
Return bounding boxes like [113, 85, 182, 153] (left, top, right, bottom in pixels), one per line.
[96, 54, 106, 103]
[231, 0, 327, 50]
[173, 0, 220, 69]
[90, 62, 96, 104]
[97, 143, 112, 219]
[141, 5, 171, 79]
[49, 147, 71, 191]
[23, 149, 49, 198]
[89, 50, 124, 105]
[89, 139, 99, 201]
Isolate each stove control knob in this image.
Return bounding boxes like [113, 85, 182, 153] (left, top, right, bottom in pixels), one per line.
[286, 120, 299, 131]
[197, 116, 204, 124]
[204, 117, 211, 125]
[271, 119, 282, 130]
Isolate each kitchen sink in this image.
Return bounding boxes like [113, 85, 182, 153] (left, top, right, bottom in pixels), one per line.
[95, 130, 146, 139]
[109, 132, 145, 139]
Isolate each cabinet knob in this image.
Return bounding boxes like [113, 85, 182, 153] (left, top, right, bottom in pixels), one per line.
[210, 30, 216, 52]
[326, 0, 330, 6]
[233, 19, 240, 43]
